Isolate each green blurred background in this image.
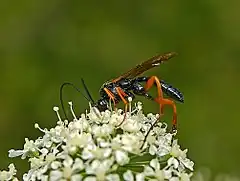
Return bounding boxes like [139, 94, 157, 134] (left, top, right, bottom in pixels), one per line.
[0, 0, 240, 178]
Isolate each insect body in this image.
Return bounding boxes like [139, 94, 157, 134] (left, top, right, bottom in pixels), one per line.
[93, 52, 183, 130]
[60, 52, 183, 130]
[95, 77, 184, 112]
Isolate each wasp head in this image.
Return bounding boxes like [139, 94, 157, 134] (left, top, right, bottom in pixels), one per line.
[94, 98, 108, 112]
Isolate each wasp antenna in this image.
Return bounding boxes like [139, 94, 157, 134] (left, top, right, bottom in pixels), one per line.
[60, 82, 91, 119]
[81, 78, 95, 104]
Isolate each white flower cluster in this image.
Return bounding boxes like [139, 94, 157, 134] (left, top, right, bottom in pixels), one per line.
[3, 102, 194, 181]
[0, 164, 18, 181]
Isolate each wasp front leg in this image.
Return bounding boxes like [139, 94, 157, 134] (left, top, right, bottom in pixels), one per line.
[115, 86, 136, 112]
[103, 87, 117, 110]
[114, 87, 135, 126]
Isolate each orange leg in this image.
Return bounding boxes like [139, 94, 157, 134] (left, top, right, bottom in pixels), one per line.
[155, 97, 177, 130]
[145, 76, 177, 130]
[116, 87, 128, 104]
[104, 88, 116, 109]
[144, 76, 164, 115]
[116, 87, 129, 126]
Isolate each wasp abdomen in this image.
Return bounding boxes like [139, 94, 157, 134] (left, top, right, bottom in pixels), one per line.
[160, 80, 184, 103]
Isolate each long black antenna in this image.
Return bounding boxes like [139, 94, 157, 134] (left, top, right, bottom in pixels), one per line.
[60, 82, 90, 119]
[81, 78, 95, 104]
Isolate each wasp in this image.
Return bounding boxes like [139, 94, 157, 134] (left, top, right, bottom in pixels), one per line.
[60, 52, 183, 130]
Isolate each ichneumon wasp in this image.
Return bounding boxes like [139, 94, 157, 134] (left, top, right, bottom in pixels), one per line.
[60, 52, 183, 130]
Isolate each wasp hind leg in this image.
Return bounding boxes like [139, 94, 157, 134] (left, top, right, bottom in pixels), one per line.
[133, 76, 164, 113]
[137, 76, 178, 130]
[155, 97, 177, 131]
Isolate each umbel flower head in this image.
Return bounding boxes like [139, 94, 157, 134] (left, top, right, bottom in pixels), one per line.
[3, 101, 194, 181]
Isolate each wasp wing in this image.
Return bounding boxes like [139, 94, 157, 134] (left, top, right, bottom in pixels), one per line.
[112, 52, 177, 82]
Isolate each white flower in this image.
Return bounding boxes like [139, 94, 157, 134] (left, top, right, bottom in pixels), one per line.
[106, 174, 120, 181]
[121, 133, 143, 153]
[149, 144, 158, 155]
[2, 102, 194, 181]
[115, 150, 129, 165]
[85, 159, 114, 180]
[123, 170, 145, 181]
[123, 170, 134, 181]
[179, 172, 192, 181]
[49, 157, 85, 180]
[8, 149, 24, 158]
[144, 158, 174, 180]
[67, 132, 94, 149]
[84, 176, 97, 181]
[155, 133, 173, 157]
[9, 138, 38, 159]
[91, 124, 114, 137]
[136, 173, 145, 181]
[121, 115, 141, 133]
[82, 144, 112, 161]
[170, 140, 194, 171]
[29, 156, 45, 169]
[167, 157, 179, 169]
[0, 164, 17, 181]
[71, 174, 83, 181]
[49, 170, 62, 181]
